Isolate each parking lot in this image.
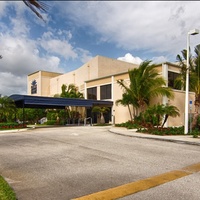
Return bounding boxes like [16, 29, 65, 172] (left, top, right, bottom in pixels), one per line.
[0, 126, 200, 200]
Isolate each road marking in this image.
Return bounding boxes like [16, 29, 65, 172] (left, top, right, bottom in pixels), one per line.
[72, 162, 200, 200]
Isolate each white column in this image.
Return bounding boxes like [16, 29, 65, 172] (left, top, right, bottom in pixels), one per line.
[162, 63, 168, 127]
[162, 63, 168, 105]
[84, 82, 87, 99]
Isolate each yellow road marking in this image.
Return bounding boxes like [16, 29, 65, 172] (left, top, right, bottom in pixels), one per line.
[182, 162, 200, 173]
[72, 162, 200, 200]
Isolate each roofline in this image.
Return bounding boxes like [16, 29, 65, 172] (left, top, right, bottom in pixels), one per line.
[154, 61, 181, 68]
[28, 70, 63, 77]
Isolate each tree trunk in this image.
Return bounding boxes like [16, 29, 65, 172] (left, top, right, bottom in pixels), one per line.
[192, 112, 199, 129]
[100, 112, 105, 124]
[127, 104, 132, 121]
[161, 114, 168, 128]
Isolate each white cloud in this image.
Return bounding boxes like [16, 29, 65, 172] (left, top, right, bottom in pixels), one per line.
[10, 17, 30, 36]
[59, 1, 200, 60]
[0, 72, 27, 96]
[76, 48, 93, 64]
[117, 53, 143, 65]
[151, 56, 168, 64]
[0, 2, 93, 96]
[0, 1, 7, 17]
[39, 37, 77, 59]
[1, 1, 200, 96]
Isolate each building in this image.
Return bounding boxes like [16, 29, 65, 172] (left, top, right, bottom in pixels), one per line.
[27, 55, 195, 126]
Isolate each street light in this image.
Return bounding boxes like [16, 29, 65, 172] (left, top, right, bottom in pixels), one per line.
[184, 29, 199, 134]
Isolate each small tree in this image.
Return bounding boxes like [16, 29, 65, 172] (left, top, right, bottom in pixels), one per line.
[161, 104, 180, 128]
[92, 106, 110, 124]
[143, 104, 180, 128]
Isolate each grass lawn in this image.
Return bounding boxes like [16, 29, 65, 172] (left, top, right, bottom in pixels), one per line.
[0, 175, 17, 200]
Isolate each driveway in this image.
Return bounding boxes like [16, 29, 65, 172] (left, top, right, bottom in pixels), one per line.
[0, 126, 200, 200]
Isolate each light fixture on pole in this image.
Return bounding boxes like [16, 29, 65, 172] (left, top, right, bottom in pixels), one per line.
[184, 29, 199, 134]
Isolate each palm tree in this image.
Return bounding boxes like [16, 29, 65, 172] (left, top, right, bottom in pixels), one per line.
[176, 44, 200, 128]
[57, 84, 84, 122]
[92, 106, 110, 124]
[175, 47, 199, 92]
[0, 96, 16, 122]
[117, 60, 174, 118]
[115, 92, 133, 120]
[23, 0, 48, 21]
[60, 84, 84, 99]
[161, 104, 180, 128]
[143, 104, 180, 128]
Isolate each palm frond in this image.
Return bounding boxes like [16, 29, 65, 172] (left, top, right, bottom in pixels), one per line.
[23, 0, 49, 21]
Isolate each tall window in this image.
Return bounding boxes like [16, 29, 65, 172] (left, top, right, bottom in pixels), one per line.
[100, 84, 111, 100]
[168, 71, 179, 89]
[31, 80, 37, 94]
[87, 87, 97, 100]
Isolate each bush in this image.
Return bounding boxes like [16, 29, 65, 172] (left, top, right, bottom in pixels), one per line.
[46, 120, 57, 125]
[0, 122, 27, 130]
[137, 126, 184, 135]
[191, 128, 200, 138]
[115, 121, 140, 129]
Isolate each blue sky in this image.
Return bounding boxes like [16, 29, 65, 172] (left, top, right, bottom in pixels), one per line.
[0, 1, 200, 96]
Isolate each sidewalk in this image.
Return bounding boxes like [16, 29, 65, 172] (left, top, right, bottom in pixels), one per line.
[109, 127, 200, 146]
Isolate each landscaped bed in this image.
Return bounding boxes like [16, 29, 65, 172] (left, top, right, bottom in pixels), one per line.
[0, 122, 27, 130]
[115, 121, 200, 137]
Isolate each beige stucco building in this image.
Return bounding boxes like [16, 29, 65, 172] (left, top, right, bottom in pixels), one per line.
[27, 55, 195, 126]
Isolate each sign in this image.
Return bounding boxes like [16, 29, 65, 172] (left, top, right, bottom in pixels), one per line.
[31, 80, 37, 94]
[189, 100, 192, 109]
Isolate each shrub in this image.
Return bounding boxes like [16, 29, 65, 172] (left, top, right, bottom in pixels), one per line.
[46, 120, 57, 125]
[115, 121, 140, 129]
[137, 126, 184, 135]
[0, 122, 27, 130]
[191, 128, 200, 138]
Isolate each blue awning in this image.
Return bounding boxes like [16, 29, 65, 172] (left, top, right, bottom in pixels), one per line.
[9, 94, 113, 109]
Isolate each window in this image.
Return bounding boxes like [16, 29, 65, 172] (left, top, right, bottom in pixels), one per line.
[87, 87, 97, 100]
[168, 71, 180, 89]
[31, 80, 37, 94]
[100, 84, 111, 100]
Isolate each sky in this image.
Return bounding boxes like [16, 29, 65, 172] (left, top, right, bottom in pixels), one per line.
[0, 1, 200, 96]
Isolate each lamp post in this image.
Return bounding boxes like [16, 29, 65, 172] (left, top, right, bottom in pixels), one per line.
[184, 29, 199, 134]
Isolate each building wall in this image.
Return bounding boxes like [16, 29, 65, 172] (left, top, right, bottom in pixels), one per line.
[28, 71, 62, 96]
[27, 72, 40, 95]
[97, 56, 137, 77]
[167, 90, 195, 127]
[49, 55, 136, 97]
[27, 55, 195, 127]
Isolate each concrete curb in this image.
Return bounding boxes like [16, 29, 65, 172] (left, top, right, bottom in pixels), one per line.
[109, 127, 200, 146]
[0, 128, 32, 134]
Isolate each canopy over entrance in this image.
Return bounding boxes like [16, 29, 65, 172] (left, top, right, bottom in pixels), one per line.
[9, 94, 113, 109]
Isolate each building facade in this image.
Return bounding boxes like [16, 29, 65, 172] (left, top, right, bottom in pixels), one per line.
[27, 55, 195, 126]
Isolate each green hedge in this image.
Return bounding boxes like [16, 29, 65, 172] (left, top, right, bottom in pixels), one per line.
[115, 121, 140, 129]
[137, 126, 184, 135]
[46, 120, 57, 125]
[0, 122, 27, 129]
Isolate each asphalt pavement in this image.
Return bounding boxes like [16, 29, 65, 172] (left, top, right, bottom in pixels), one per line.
[1, 125, 200, 146]
[1, 126, 200, 200]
